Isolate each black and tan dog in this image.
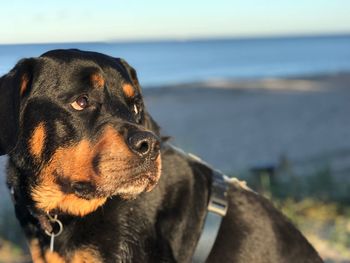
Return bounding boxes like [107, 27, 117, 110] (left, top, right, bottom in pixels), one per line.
[0, 49, 322, 262]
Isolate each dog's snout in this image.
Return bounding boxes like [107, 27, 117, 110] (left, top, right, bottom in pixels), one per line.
[128, 131, 160, 159]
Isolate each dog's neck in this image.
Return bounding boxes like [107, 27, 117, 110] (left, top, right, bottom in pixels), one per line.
[6, 161, 63, 237]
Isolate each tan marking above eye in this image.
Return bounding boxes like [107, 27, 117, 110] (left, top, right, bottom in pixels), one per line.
[122, 84, 135, 98]
[90, 73, 105, 88]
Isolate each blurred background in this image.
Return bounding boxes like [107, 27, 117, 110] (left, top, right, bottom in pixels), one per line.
[1, 0, 350, 262]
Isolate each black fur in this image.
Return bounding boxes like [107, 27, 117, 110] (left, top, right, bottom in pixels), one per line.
[1, 49, 323, 262]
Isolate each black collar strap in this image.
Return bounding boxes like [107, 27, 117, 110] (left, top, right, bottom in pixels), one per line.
[166, 144, 229, 262]
[188, 154, 229, 263]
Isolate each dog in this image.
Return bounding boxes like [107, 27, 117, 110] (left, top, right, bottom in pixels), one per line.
[0, 49, 323, 262]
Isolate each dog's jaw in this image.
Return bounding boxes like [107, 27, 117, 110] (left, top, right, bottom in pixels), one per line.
[31, 183, 107, 217]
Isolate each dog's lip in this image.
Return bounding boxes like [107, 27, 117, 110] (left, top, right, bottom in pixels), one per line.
[119, 158, 157, 175]
[110, 171, 160, 196]
[117, 171, 157, 185]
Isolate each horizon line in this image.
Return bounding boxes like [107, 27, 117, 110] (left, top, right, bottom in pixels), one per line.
[1, 31, 350, 46]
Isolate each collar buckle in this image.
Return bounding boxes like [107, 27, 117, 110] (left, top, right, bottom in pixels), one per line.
[208, 171, 228, 216]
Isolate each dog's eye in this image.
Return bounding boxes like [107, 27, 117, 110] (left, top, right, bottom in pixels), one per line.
[71, 95, 89, 111]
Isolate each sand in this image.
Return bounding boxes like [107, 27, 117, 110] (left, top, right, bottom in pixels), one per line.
[144, 73, 350, 175]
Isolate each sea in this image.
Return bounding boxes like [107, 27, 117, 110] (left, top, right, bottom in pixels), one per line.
[1, 34, 350, 87]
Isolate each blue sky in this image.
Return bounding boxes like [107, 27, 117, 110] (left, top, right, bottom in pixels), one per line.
[1, 0, 350, 44]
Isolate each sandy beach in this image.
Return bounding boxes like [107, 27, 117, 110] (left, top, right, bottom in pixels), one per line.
[144, 73, 350, 176]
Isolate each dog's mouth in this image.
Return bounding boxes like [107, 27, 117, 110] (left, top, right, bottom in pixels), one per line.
[69, 154, 162, 200]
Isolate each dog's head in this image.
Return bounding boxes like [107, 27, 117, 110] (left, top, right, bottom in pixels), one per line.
[0, 49, 161, 216]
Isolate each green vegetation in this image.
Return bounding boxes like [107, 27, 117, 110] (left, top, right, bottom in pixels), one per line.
[246, 164, 350, 203]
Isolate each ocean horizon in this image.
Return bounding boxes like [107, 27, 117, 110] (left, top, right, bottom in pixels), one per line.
[1, 34, 350, 87]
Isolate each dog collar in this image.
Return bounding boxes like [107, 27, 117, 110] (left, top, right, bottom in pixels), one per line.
[166, 144, 229, 262]
[189, 155, 229, 263]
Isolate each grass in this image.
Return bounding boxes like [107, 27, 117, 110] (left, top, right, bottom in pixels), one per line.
[278, 199, 350, 262]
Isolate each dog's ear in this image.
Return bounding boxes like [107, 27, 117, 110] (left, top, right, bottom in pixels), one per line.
[117, 58, 161, 135]
[0, 58, 36, 155]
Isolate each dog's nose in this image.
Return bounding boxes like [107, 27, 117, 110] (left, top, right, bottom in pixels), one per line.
[128, 131, 160, 159]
